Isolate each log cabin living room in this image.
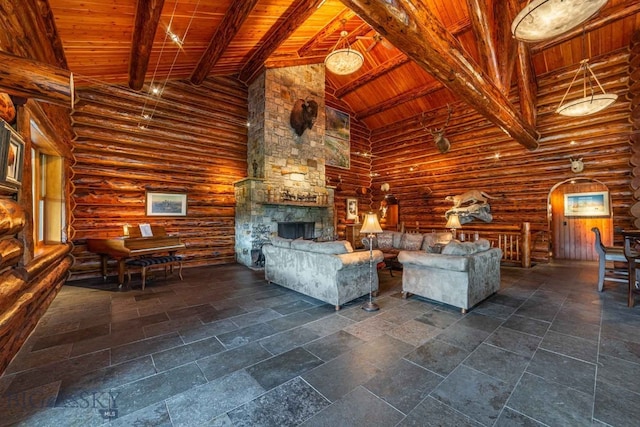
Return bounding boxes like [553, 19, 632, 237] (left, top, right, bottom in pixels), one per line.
[1, 0, 640, 425]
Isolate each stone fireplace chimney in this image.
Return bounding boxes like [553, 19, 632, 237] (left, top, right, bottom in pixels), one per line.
[234, 64, 335, 267]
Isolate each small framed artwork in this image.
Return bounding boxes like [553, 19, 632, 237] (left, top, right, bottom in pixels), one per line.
[0, 121, 25, 188]
[146, 192, 187, 216]
[346, 198, 358, 221]
[564, 191, 610, 217]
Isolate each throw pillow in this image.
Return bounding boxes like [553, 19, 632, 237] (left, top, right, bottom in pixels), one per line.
[421, 233, 437, 250]
[442, 240, 477, 256]
[376, 233, 394, 250]
[474, 238, 491, 251]
[400, 233, 424, 250]
[390, 231, 404, 248]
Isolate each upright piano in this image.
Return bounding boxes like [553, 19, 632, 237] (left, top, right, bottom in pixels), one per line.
[87, 226, 185, 285]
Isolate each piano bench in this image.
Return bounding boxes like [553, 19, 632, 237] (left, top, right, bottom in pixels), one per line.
[125, 255, 183, 290]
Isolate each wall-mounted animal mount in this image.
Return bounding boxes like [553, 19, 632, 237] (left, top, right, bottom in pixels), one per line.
[290, 98, 318, 137]
[421, 104, 452, 154]
[570, 157, 584, 173]
[445, 189, 493, 208]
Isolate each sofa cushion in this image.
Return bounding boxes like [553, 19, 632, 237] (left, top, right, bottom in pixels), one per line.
[376, 233, 394, 250]
[441, 239, 491, 256]
[421, 232, 453, 250]
[290, 239, 353, 254]
[270, 236, 292, 248]
[390, 231, 404, 248]
[400, 233, 424, 250]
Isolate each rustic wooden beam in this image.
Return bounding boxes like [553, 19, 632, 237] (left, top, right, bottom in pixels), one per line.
[516, 41, 537, 129]
[334, 17, 470, 99]
[239, 0, 324, 84]
[356, 80, 443, 120]
[465, 0, 502, 91]
[0, 51, 74, 108]
[340, 0, 539, 150]
[335, 54, 410, 98]
[297, 9, 356, 57]
[265, 55, 326, 69]
[532, 0, 640, 53]
[190, 0, 260, 85]
[128, 0, 165, 91]
[495, 0, 520, 92]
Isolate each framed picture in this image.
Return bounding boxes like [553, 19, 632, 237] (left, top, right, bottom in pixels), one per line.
[146, 192, 187, 216]
[0, 121, 25, 188]
[346, 198, 358, 221]
[564, 191, 610, 217]
[325, 106, 350, 169]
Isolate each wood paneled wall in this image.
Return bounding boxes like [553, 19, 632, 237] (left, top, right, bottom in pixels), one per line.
[325, 93, 372, 239]
[370, 48, 633, 262]
[69, 77, 248, 279]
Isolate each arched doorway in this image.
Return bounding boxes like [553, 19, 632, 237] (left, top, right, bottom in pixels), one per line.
[548, 178, 613, 261]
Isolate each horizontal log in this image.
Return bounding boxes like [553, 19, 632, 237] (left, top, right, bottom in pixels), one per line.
[0, 238, 23, 270]
[0, 198, 26, 236]
[0, 51, 73, 108]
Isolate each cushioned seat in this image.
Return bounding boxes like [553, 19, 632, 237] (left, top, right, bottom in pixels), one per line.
[126, 255, 183, 290]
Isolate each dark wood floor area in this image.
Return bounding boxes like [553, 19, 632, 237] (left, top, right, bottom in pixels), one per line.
[1, 261, 639, 426]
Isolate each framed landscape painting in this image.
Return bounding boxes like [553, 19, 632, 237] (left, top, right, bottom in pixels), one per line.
[325, 106, 350, 169]
[146, 192, 187, 216]
[564, 191, 610, 217]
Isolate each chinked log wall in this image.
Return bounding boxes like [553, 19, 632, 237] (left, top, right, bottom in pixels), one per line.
[69, 77, 248, 280]
[325, 93, 373, 239]
[370, 48, 633, 263]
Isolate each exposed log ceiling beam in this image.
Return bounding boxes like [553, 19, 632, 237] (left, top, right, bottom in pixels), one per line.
[334, 18, 471, 99]
[531, 0, 640, 54]
[239, 0, 324, 84]
[265, 55, 326, 69]
[128, 0, 165, 91]
[516, 41, 537, 128]
[356, 81, 444, 120]
[190, 0, 260, 85]
[335, 54, 410, 98]
[494, 0, 519, 92]
[466, 0, 502, 92]
[340, 0, 539, 150]
[297, 9, 356, 57]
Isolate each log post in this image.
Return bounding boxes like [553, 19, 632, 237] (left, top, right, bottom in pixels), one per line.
[521, 222, 531, 268]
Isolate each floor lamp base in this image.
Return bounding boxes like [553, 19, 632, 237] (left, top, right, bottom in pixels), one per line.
[362, 300, 379, 312]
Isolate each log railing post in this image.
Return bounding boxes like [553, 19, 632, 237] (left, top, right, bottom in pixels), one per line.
[521, 222, 531, 268]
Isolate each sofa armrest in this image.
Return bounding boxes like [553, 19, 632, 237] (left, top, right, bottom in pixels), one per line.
[398, 250, 469, 272]
[336, 249, 384, 268]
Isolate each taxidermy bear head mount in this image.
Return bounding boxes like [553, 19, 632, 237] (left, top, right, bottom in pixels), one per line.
[290, 98, 319, 137]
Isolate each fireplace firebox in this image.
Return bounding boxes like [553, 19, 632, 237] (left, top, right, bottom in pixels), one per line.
[278, 222, 315, 240]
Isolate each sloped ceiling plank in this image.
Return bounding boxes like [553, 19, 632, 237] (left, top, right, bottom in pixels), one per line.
[531, 0, 640, 54]
[190, 0, 260, 85]
[128, 0, 165, 90]
[355, 80, 443, 120]
[239, 0, 324, 84]
[465, 0, 502, 92]
[340, 0, 539, 150]
[297, 8, 356, 57]
[334, 54, 410, 98]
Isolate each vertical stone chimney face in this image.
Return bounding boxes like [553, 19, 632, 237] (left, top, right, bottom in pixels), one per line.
[235, 64, 335, 267]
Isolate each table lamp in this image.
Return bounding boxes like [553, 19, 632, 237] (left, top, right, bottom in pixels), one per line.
[445, 214, 461, 240]
[360, 212, 383, 311]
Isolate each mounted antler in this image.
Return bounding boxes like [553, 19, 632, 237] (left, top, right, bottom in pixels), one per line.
[421, 104, 452, 154]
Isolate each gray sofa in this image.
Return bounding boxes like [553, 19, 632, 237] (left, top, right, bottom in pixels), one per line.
[398, 239, 502, 313]
[262, 237, 384, 310]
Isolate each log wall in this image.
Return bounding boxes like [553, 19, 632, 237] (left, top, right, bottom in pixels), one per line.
[325, 92, 373, 240]
[69, 77, 248, 280]
[370, 48, 633, 262]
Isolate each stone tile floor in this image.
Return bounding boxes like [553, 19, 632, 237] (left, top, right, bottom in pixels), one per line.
[1, 261, 640, 426]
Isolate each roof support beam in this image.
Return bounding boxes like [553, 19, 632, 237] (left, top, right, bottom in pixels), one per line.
[190, 0, 260, 85]
[356, 80, 443, 120]
[128, 0, 165, 91]
[239, 0, 324, 84]
[339, 0, 539, 150]
[465, 0, 502, 92]
[297, 9, 356, 57]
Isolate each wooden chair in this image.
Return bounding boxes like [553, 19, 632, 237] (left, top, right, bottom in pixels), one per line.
[591, 227, 627, 292]
[622, 234, 640, 307]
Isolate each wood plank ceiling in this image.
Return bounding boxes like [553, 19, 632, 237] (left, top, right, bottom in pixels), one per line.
[48, 0, 640, 139]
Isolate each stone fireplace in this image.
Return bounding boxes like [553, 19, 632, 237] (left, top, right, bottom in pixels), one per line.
[234, 64, 335, 267]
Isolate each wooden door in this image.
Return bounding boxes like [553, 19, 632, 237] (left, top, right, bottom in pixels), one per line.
[551, 181, 613, 260]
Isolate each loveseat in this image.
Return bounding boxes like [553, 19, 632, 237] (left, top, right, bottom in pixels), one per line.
[262, 237, 384, 310]
[398, 239, 502, 313]
[366, 230, 453, 273]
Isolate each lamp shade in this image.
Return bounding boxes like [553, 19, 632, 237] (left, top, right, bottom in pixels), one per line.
[445, 214, 461, 230]
[511, 0, 608, 42]
[361, 212, 383, 234]
[325, 48, 364, 75]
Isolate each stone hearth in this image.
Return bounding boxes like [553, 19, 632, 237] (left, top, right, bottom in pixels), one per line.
[235, 64, 335, 267]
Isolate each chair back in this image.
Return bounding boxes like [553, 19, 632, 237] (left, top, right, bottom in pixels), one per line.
[591, 227, 606, 256]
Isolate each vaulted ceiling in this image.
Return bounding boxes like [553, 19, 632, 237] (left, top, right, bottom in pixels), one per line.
[48, 0, 640, 136]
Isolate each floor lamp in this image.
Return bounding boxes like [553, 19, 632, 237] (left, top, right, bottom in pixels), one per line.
[361, 212, 383, 311]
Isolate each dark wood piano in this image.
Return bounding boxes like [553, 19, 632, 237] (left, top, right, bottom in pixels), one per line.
[87, 225, 185, 285]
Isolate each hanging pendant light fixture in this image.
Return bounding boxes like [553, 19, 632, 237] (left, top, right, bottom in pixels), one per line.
[325, 19, 364, 75]
[556, 28, 617, 117]
[511, 0, 608, 42]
